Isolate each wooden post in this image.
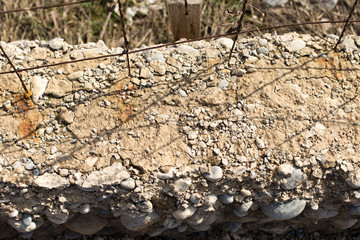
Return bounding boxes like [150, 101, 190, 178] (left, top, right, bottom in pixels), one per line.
[165, 0, 202, 41]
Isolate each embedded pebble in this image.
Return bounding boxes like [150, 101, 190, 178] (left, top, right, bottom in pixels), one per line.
[24, 160, 35, 171]
[218, 80, 229, 90]
[66, 214, 107, 235]
[257, 47, 269, 55]
[289, 39, 306, 51]
[219, 194, 234, 204]
[8, 209, 19, 218]
[33, 173, 70, 189]
[262, 199, 306, 220]
[174, 178, 191, 192]
[157, 168, 174, 180]
[79, 203, 90, 214]
[22, 214, 32, 226]
[262, 0, 288, 7]
[45, 208, 69, 225]
[172, 207, 196, 220]
[204, 166, 223, 182]
[30, 76, 48, 102]
[120, 178, 136, 190]
[49, 38, 64, 50]
[179, 89, 188, 97]
[216, 38, 234, 49]
[177, 45, 199, 56]
[163, 217, 178, 229]
[121, 210, 160, 231]
[280, 166, 306, 190]
[345, 167, 360, 189]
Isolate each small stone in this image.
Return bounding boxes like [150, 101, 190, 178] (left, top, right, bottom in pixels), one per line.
[257, 47, 269, 55]
[150, 61, 166, 75]
[163, 217, 178, 229]
[139, 67, 152, 79]
[289, 39, 306, 51]
[121, 210, 160, 231]
[179, 89, 187, 97]
[59, 169, 69, 177]
[139, 200, 153, 213]
[280, 166, 306, 191]
[68, 71, 84, 81]
[79, 203, 91, 214]
[33, 173, 70, 189]
[177, 45, 200, 56]
[277, 163, 294, 177]
[30, 76, 48, 102]
[120, 178, 136, 190]
[255, 137, 266, 149]
[59, 110, 75, 124]
[8, 209, 19, 218]
[172, 207, 196, 220]
[157, 168, 174, 180]
[216, 38, 234, 49]
[259, 39, 268, 46]
[219, 194, 234, 204]
[204, 166, 223, 182]
[58, 196, 67, 203]
[24, 160, 35, 170]
[49, 38, 64, 50]
[345, 167, 360, 189]
[174, 178, 191, 192]
[82, 162, 130, 188]
[131, 78, 141, 86]
[262, 199, 306, 220]
[153, 53, 165, 62]
[231, 68, 246, 77]
[218, 80, 229, 90]
[22, 214, 32, 226]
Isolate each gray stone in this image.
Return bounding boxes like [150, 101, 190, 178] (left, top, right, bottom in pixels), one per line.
[204, 166, 223, 182]
[79, 203, 91, 214]
[259, 39, 268, 46]
[49, 38, 64, 50]
[280, 167, 306, 191]
[68, 71, 84, 81]
[216, 38, 234, 49]
[121, 210, 160, 231]
[163, 217, 178, 229]
[153, 53, 165, 62]
[261, 199, 306, 220]
[174, 178, 191, 192]
[30, 76, 48, 102]
[257, 47, 269, 55]
[22, 214, 32, 226]
[82, 162, 130, 188]
[33, 173, 70, 189]
[348, 205, 360, 215]
[289, 39, 306, 51]
[120, 178, 136, 190]
[8, 219, 36, 233]
[219, 194, 234, 204]
[24, 160, 35, 170]
[172, 207, 196, 220]
[320, 0, 338, 10]
[346, 167, 360, 189]
[179, 89, 188, 97]
[218, 80, 229, 90]
[177, 45, 199, 57]
[341, 38, 358, 51]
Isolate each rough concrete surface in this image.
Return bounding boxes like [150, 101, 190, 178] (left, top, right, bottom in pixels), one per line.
[0, 33, 359, 239]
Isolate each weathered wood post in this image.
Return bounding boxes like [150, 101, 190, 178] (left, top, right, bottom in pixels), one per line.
[165, 0, 202, 41]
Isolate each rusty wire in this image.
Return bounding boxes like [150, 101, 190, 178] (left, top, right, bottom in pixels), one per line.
[334, 0, 359, 50]
[0, 0, 100, 15]
[229, 0, 249, 61]
[0, 45, 32, 98]
[117, 0, 131, 76]
[0, 17, 359, 76]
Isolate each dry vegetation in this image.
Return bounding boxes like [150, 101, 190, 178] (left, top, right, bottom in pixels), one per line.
[0, 0, 359, 48]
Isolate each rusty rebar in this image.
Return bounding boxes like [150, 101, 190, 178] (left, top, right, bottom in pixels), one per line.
[0, 0, 100, 15]
[0, 45, 31, 97]
[334, 0, 359, 50]
[117, 0, 131, 76]
[229, 0, 249, 61]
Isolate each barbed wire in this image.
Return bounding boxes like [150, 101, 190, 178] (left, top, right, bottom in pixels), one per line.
[0, 0, 101, 15]
[1, 19, 359, 77]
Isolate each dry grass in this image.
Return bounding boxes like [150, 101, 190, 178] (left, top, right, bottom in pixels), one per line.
[0, 0, 358, 49]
